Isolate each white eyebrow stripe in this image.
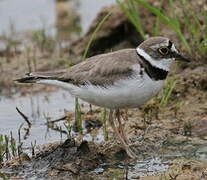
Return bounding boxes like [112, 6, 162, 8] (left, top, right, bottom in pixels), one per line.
[151, 42, 168, 49]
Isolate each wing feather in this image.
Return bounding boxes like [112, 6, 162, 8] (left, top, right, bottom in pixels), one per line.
[58, 49, 142, 86]
[16, 49, 143, 86]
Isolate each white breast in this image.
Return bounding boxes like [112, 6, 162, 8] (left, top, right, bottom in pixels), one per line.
[38, 72, 164, 109]
[70, 72, 164, 109]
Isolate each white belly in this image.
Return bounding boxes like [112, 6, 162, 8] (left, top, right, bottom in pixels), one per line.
[73, 73, 164, 109]
[38, 73, 164, 109]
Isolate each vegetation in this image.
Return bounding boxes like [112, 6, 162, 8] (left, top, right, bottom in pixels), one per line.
[32, 29, 55, 53]
[101, 108, 108, 141]
[0, 133, 17, 165]
[159, 77, 177, 108]
[118, 0, 207, 56]
[117, 0, 146, 39]
[82, 10, 113, 60]
[74, 97, 82, 133]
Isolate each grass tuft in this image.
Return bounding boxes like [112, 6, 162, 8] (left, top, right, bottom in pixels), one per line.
[159, 77, 176, 108]
[0, 133, 18, 165]
[117, 0, 146, 39]
[119, 0, 207, 57]
[82, 10, 113, 60]
[132, 0, 191, 52]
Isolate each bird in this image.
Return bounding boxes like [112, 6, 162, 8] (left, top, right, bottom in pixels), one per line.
[16, 37, 191, 158]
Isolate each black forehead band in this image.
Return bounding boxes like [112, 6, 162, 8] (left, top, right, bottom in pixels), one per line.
[168, 40, 173, 49]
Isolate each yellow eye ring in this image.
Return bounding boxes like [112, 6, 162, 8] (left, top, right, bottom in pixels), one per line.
[158, 46, 169, 55]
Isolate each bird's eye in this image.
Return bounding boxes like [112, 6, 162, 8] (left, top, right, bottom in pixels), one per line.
[158, 46, 169, 55]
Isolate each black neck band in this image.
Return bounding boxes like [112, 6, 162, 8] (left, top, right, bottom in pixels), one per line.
[136, 51, 168, 80]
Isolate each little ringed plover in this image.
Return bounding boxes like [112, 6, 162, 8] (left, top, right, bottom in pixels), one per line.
[16, 37, 191, 158]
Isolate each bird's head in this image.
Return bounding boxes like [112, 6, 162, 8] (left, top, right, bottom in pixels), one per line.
[136, 37, 191, 71]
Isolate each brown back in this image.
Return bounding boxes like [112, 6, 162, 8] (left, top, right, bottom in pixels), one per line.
[58, 49, 141, 86]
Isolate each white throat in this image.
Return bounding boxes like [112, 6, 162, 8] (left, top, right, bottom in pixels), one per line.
[136, 47, 174, 71]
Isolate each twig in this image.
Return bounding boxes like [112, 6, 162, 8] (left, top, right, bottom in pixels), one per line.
[169, 173, 179, 180]
[49, 125, 68, 135]
[16, 107, 31, 128]
[125, 162, 129, 180]
[46, 116, 67, 124]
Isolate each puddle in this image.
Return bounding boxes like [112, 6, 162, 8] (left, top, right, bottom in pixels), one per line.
[196, 146, 207, 160]
[128, 157, 169, 178]
[0, 88, 105, 149]
[0, 87, 206, 179]
[0, 0, 116, 35]
[0, 89, 75, 146]
[91, 157, 169, 178]
[0, 0, 117, 145]
[0, 0, 56, 35]
[0, 0, 114, 148]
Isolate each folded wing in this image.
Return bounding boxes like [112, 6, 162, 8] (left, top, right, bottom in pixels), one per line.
[16, 49, 142, 87]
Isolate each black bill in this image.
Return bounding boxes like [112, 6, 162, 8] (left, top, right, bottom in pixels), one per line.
[173, 52, 191, 62]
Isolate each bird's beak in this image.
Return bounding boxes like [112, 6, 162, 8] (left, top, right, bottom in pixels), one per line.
[173, 52, 191, 62]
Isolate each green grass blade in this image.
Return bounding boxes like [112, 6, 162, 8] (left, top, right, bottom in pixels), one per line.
[102, 108, 108, 141]
[168, 0, 180, 28]
[75, 97, 82, 133]
[152, 0, 164, 36]
[132, 0, 191, 52]
[117, 0, 146, 39]
[127, 0, 146, 39]
[82, 10, 112, 60]
[160, 78, 176, 107]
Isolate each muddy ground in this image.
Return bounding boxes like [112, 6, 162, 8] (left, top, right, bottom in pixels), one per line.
[0, 1, 207, 180]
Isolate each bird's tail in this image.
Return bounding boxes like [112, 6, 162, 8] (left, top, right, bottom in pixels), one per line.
[15, 70, 66, 83]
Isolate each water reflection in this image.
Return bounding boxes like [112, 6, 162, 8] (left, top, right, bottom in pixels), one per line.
[0, 88, 105, 147]
[0, 90, 75, 146]
[0, 0, 116, 146]
[0, 0, 56, 35]
[0, 0, 116, 36]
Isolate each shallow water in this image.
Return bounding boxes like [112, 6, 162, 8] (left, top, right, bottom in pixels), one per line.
[92, 157, 169, 178]
[0, 0, 116, 35]
[0, 0, 55, 35]
[1, 89, 207, 178]
[0, 89, 74, 146]
[128, 157, 169, 178]
[0, 88, 106, 148]
[0, 0, 115, 147]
